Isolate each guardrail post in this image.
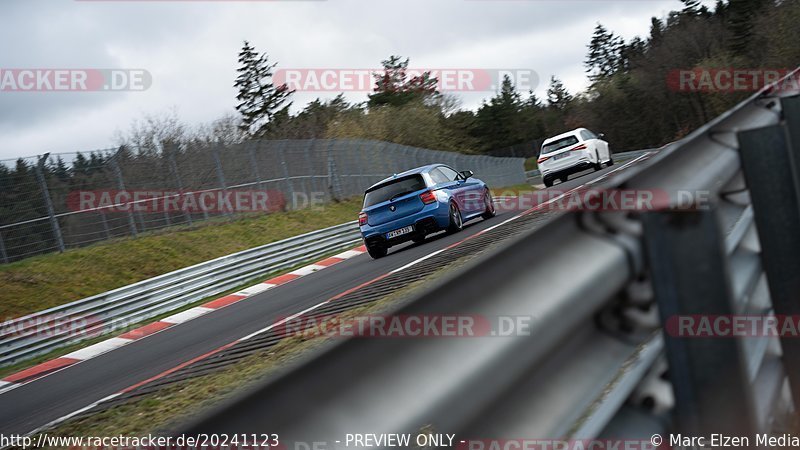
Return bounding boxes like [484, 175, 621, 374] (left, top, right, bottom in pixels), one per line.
[34, 155, 66, 253]
[110, 155, 138, 238]
[642, 206, 758, 437]
[739, 118, 800, 409]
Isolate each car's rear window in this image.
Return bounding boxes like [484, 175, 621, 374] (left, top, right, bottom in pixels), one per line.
[364, 175, 426, 208]
[542, 135, 579, 154]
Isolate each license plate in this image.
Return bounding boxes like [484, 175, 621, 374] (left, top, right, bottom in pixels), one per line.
[387, 226, 414, 239]
[553, 152, 570, 160]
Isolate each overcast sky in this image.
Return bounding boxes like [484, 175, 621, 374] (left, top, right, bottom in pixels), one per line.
[0, 0, 709, 161]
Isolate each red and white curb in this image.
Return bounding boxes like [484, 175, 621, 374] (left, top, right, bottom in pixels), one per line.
[0, 245, 368, 395]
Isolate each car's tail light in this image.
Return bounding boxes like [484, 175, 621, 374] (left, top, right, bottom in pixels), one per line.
[419, 190, 437, 204]
[537, 156, 550, 164]
[358, 212, 368, 226]
[571, 144, 587, 151]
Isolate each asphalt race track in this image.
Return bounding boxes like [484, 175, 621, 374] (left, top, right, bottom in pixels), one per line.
[0, 157, 651, 436]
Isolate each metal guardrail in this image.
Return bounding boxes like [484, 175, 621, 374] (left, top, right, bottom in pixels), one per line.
[182, 68, 800, 444]
[0, 221, 362, 366]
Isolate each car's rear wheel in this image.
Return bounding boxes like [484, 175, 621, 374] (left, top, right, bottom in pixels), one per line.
[367, 244, 388, 259]
[482, 191, 496, 219]
[543, 177, 553, 188]
[447, 202, 463, 233]
[607, 156, 614, 166]
[412, 235, 426, 244]
[594, 151, 603, 171]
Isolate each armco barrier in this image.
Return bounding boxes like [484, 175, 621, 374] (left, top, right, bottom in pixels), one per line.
[0, 221, 361, 366]
[181, 68, 800, 443]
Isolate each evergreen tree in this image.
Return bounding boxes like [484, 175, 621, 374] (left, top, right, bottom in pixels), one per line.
[585, 23, 624, 81]
[234, 41, 294, 137]
[680, 0, 701, 15]
[649, 17, 664, 47]
[728, 0, 768, 54]
[73, 153, 90, 177]
[53, 156, 70, 182]
[368, 56, 438, 108]
[547, 77, 573, 110]
[472, 75, 524, 151]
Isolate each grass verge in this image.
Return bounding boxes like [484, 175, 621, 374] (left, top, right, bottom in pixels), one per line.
[492, 184, 536, 196]
[0, 199, 362, 319]
[524, 157, 539, 172]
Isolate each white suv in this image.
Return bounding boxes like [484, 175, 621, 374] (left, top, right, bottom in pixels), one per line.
[538, 128, 613, 187]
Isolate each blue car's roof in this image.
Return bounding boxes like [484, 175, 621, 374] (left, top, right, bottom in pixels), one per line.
[367, 164, 442, 191]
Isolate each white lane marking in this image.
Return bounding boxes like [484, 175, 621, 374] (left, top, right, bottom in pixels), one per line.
[233, 283, 274, 297]
[390, 249, 447, 274]
[289, 264, 326, 276]
[333, 249, 364, 259]
[239, 299, 331, 342]
[484, 152, 652, 231]
[161, 307, 214, 325]
[0, 381, 17, 394]
[586, 152, 652, 185]
[24, 393, 121, 438]
[64, 337, 134, 361]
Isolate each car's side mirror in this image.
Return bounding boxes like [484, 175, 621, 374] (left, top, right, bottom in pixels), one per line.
[598, 133, 606, 139]
[458, 170, 474, 181]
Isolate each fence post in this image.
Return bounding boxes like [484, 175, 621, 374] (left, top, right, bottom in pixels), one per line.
[353, 140, 366, 193]
[35, 155, 66, 253]
[211, 144, 231, 217]
[167, 147, 192, 226]
[110, 155, 138, 238]
[382, 142, 392, 175]
[326, 140, 343, 201]
[642, 205, 758, 437]
[738, 114, 800, 409]
[390, 143, 402, 174]
[247, 140, 264, 190]
[302, 139, 316, 203]
[0, 231, 8, 264]
[277, 140, 295, 209]
[99, 211, 111, 239]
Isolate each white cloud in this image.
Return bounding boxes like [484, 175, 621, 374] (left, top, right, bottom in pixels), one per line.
[0, 0, 697, 160]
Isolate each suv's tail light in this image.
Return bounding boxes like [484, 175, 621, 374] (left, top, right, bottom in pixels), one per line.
[419, 190, 437, 204]
[571, 144, 587, 151]
[537, 155, 550, 164]
[358, 212, 368, 226]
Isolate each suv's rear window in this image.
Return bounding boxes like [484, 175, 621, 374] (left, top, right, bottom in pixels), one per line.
[364, 175, 427, 207]
[542, 135, 579, 154]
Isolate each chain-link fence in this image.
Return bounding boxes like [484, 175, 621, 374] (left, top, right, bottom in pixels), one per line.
[0, 139, 525, 264]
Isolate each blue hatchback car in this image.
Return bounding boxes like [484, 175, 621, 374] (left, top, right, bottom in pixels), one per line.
[358, 164, 496, 259]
